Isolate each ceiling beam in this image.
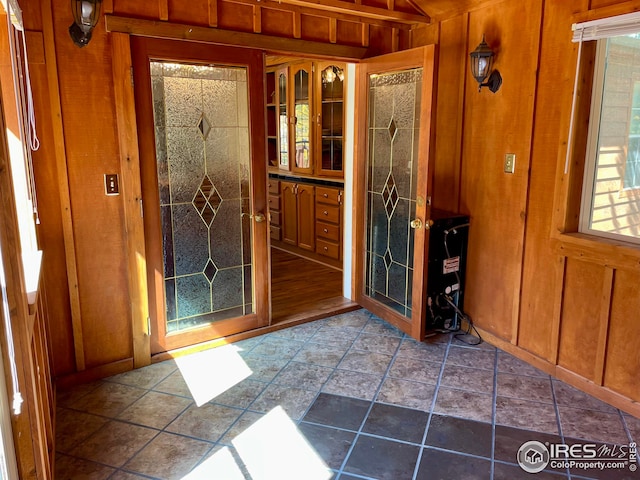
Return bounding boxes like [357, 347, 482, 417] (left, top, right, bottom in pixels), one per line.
[105, 15, 368, 60]
[226, 0, 412, 30]
[267, 0, 430, 24]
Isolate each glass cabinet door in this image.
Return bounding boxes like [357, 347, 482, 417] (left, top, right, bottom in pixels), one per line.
[277, 67, 289, 170]
[316, 63, 345, 177]
[291, 62, 313, 174]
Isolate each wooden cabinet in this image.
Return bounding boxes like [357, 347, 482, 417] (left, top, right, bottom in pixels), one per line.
[281, 180, 315, 251]
[268, 179, 281, 241]
[316, 185, 343, 260]
[315, 63, 345, 178]
[266, 61, 345, 178]
[265, 67, 289, 170]
[290, 62, 314, 175]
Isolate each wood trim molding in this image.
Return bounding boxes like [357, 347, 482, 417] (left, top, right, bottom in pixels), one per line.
[573, 0, 640, 23]
[111, 33, 151, 370]
[208, 0, 218, 27]
[551, 233, 640, 272]
[594, 267, 613, 386]
[105, 15, 368, 60]
[266, 0, 430, 24]
[55, 358, 134, 390]
[226, 0, 411, 30]
[41, 0, 85, 371]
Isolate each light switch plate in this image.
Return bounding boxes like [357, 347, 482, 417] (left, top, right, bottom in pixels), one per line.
[504, 153, 516, 174]
[105, 174, 120, 195]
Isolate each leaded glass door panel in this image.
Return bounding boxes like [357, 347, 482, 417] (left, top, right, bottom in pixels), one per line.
[355, 47, 437, 341]
[132, 38, 269, 354]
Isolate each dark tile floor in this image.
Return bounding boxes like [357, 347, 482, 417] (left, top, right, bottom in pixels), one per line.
[55, 309, 640, 479]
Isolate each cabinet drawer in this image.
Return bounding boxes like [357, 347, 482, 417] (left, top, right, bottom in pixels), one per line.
[270, 210, 281, 226]
[315, 204, 340, 224]
[268, 194, 280, 211]
[268, 180, 280, 194]
[270, 225, 281, 241]
[316, 186, 341, 206]
[316, 221, 340, 242]
[317, 239, 340, 260]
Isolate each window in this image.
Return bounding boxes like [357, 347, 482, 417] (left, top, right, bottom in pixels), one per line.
[579, 32, 640, 244]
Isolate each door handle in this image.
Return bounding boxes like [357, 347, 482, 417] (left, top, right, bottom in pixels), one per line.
[253, 213, 266, 223]
[410, 219, 434, 230]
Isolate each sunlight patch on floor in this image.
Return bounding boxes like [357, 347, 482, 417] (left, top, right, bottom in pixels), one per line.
[175, 344, 252, 406]
[233, 406, 332, 480]
[181, 446, 245, 480]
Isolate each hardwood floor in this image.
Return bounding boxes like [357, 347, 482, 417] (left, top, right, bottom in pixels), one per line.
[270, 247, 357, 324]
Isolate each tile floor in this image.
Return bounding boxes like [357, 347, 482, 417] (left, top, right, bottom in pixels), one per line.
[55, 309, 640, 480]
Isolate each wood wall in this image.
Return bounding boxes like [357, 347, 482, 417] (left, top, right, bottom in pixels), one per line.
[19, 0, 640, 414]
[425, 0, 640, 416]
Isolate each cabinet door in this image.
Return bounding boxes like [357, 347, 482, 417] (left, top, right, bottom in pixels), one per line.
[276, 67, 289, 170]
[281, 181, 298, 246]
[316, 62, 345, 178]
[297, 184, 316, 251]
[290, 62, 314, 175]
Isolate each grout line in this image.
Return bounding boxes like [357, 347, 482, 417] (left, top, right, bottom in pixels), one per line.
[490, 344, 498, 480]
[334, 315, 407, 478]
[549, 377, 573, 479]
[411, 333, 453, 480]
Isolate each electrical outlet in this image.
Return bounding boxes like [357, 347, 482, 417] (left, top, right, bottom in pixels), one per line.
[504, 153, 516, 174]
[105, 174, 119, 195]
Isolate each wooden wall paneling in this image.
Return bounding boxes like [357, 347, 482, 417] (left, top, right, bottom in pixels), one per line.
[330, 17, 337, 43]
[208, 0, 218, 27]
[167, 0, 209, 27]
[112, 0, 161, 19]
[335, 19, 364, 47]
[589, 0, 633, 8]
[111, 32, 151, 369]
[40, 0, 85, 371]
[53, 0, 132, 369]
[362, 23, 370, 47]
[261, 8, 295, 38]
[602, 268, 640, 400]
[517, 0, 589, 361]
[459, 0, 542, 342]
[549, 255, 566, 364]
[218, 1, 255, 32]
[274, 0, 430, 24]
[159, 0, 169, 21]
[103, 0, 114, 14]
[557, 258, 605, 381]
[294, 12, 302, 38]
[254, 5, 262, 33]
[300, 14, 331, 43]
[105, 16, 368, 60]
[26, 34, 76, 376]
[429, 14, 467, 213]
[593, 267, 613, 385]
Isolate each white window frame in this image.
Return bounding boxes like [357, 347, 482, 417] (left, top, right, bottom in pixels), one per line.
[573, 14, 640, 245]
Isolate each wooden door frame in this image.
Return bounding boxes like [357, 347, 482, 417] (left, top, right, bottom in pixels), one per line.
[353, 46, 438, 341]
[129, 36, 270, 354]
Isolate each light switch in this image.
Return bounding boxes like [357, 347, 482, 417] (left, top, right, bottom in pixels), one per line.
[105, 174, 119, 195]
[504, 154, 516, 174]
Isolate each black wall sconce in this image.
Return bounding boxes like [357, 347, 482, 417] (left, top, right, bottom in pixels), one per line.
[69, 0, 103, 48]
[469, 35, 502, 93]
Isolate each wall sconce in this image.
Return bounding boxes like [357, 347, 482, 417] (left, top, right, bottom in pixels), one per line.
[69, 0, 103, 48]
[469, 35, 502, 93]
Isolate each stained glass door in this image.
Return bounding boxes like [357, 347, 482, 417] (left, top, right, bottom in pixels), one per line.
[132, 39, 269, 354]
[355, 47, 437, 341]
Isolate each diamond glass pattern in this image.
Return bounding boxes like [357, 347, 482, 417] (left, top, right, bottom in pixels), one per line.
[388, 118, 398, 142]
[198, 113, 211, 140]
[365, 67, 423, 317]
[204, 259, 217, 283]
[193, 176, 222, 227]
[382, 173, 399, 218]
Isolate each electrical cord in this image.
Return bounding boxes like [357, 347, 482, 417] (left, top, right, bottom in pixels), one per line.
[437, 222, 482, 346]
